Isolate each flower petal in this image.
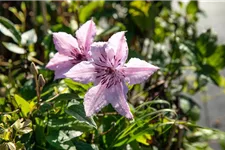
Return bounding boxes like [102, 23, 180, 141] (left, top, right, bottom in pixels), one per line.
[84, 84, 109, 117]
[90, 42, 112, 66]
[84, 81, 133, 119]
[46, 53, 75, 79]
[53, 32, 80, 56]
[120, 58, 159, 85]
[76, 20, 96, 54]
[108, 82, 133, 119]
[105, 31, 128, 67]
[64, 61, 96, 84]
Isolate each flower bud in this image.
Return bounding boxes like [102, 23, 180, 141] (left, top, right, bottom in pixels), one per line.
[30, 62, 38, 76]
[38, 74, 45, 89]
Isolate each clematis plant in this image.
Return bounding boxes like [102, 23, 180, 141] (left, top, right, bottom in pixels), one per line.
[65, 32, 159, 119]
[46, 20, 96, 79]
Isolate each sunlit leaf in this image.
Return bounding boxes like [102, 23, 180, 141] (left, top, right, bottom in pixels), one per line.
[21, 2, 26, 13]
[186, 1, 199, 15]
[129, 1, 151, 32]
[12, 119, 32, 134]
[79, 0, 105, 23]
[2, 42, 26, 54]
[14, 94, 30, 117]
[198, 64, 225, 87]
[64, 79, 92, 97]
[7, 142, 16, 150]
[196, 29, 217, 57]
[136, 133, 152, 146]
[21, 29, 37, 45]
[0, 16, 21, 43]
[207, 45, 225, 69]
[46, 130, 77, 150]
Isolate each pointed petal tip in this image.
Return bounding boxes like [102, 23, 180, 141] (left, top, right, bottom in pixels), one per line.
[125, 113, 134, 119]
[153, 65, 160, 71]
[52, 32, 62, 38]
[112, 31, 126, 38]
[85, 112, 92, 118]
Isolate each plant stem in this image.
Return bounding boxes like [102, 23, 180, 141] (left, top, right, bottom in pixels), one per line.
[165, 124, 177, 150]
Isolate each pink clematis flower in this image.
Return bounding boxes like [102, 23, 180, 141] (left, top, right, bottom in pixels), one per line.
[65, 32, 159, 119]
[46, 20, 96, 79]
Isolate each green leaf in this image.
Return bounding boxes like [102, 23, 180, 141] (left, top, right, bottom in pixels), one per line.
[64, 79, 92, 97]
[66, 102, 97, 129]
[207, 45, 225, 69]
[79, 0, 105, 23]
[34, 117, 46, 146]
[186, 1, 199, 15]
[96, 22, 126, 41]
[48, 117, 93, 132]
[46, 130, 76, 150]
[74, 141, 99, 150]
[49, 93, 79, 102]
[0, 16, 21, 43]
[179, 95, 200, 121]
[2, 42, 26, 54]
[21, 29, 37, 45]
[196, 29, 217, 57]
[129, 1, 151, 32]
[14, 94, 30, 117]
[135, 133, 152, 146]
[198, 64, 225, 87]
[21, 2, 26, 13]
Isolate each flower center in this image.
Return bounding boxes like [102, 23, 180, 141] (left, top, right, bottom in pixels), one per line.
[75, 53, 87, 61]
[95, 66, 124, 89]
[106, 67, 114, 74]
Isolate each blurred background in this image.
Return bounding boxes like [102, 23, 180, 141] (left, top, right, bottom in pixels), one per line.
[1, 1, 225, 149]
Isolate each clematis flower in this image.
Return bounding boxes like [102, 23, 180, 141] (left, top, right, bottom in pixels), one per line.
[46, 20, 96, 79]
[65, 32, 159, 119]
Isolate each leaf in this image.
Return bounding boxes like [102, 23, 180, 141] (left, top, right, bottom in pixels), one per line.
[112, 109, 176, 147]
[0, 16, 21, 43]
[12, 119, 32, 134]
[196, 29, 217, 57]
[48, 117, 93, 132]
[46, 130, 77, 150]
[186, 1, 199, 15]
[179, 95, 200, 121]
[21, 29, 37, 45]
[0, 144, 7, 150]
[21, 2, 26, 13]
[79, 0, 105, 23]
[2, 42, 26, 54]
[74, 141, 99, 150]
[34, 117, 46, 146]
[64, 79, 92, 97]
[96, 22, 126, 41]
[136, 133, 152, 146]
[14, 94, 30, 117]
[66, 103, 97, 129]
[207, 45, 225, 69]
[63, 130, 83, 138]
[129, 1, 151, 32]
[198, 64, 225, 87]
[7, 142, 16, 150]
[49, 93, 79, 103]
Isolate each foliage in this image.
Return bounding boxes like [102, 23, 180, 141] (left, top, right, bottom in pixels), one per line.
[0, 1, 225, 149]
